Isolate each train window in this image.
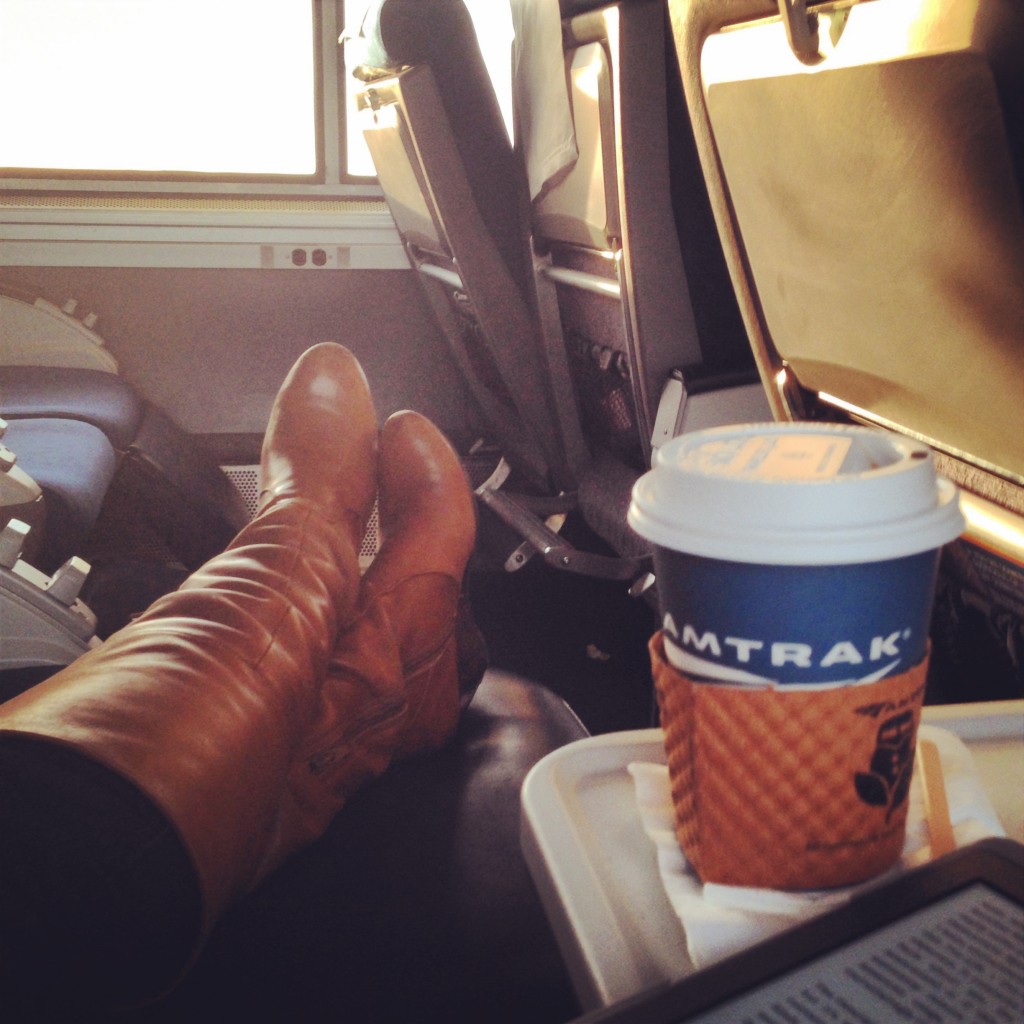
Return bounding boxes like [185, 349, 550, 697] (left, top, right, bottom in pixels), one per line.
[0, 0, 375, 189]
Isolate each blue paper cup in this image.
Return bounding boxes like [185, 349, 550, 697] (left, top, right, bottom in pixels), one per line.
[628, 424, 964, 686]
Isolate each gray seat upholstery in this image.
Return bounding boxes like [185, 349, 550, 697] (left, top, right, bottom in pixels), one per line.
[0, 364, 145, 451]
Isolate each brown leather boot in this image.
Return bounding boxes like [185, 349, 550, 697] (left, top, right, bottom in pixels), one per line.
[272, 410, 481, 865]
[0, 343, 378, 940]
[368, 409, 481, 759]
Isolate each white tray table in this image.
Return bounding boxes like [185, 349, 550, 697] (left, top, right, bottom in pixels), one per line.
[520, 700, 1024, 1012]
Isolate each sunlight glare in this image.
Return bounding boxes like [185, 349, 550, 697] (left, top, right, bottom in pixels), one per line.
[0, 0, 317, 175]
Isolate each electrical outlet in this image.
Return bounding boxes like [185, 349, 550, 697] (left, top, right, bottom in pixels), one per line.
[260, 245, 351, 269]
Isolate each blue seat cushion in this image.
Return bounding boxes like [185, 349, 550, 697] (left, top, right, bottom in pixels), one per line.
[2, 417, 117, 572]
[0, 365, 144, 451]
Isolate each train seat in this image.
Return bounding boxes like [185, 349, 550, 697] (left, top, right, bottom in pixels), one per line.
[352, 0, 650, 588]
[534, 0, 769, 473]
[1, 355, 248, 641]
[0, 657, 588, 1022]
[0, 362, 248, 555]
[353, 0, 585, 499]
[351, 0, 774, 594]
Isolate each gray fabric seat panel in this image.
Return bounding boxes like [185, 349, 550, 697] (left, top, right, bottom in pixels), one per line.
[0, 365, 144, 451]
[3, 417, 117, 571]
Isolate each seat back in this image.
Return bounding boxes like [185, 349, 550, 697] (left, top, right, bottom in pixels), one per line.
[354, 0, 588, 495]
[354, 0, 771, 582]
[532, 0, 765, 474]
[0, 417, 117, 574]
[669, 0, 1024, 493]
[358, 67, 587, 493]
[667, 0, 1024, 698]
[535, 0, 699, 470]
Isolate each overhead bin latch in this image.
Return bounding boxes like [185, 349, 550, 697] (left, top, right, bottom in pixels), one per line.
[777, 0, 824, 65]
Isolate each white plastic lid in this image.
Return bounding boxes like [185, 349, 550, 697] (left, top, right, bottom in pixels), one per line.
[628, 423, 964, 565]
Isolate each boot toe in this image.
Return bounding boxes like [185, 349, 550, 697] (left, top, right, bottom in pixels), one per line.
[258, 343, 379, 538]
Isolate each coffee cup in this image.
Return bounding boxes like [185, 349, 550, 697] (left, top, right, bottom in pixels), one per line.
[628, 423, 963, 687]
[628, 423, 965, 889]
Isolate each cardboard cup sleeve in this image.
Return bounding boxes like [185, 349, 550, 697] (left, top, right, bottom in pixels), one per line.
[650, 631, 930, 890]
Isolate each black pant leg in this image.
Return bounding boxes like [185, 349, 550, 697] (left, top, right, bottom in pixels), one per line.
[0, 735, 202, 1021]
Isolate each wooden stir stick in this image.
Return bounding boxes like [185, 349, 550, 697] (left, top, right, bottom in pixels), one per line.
[915, 737, 956, 858]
